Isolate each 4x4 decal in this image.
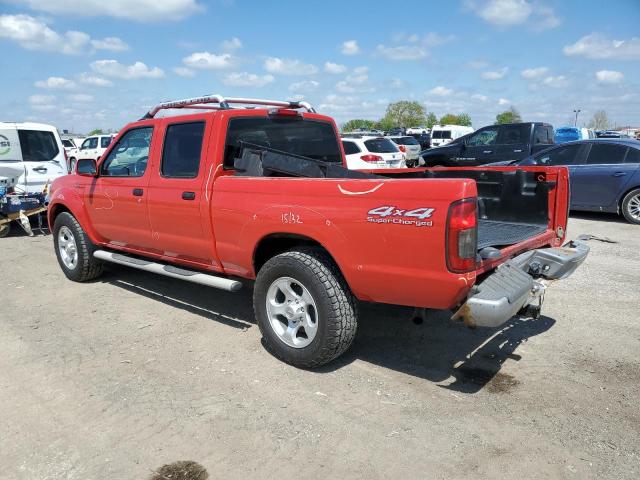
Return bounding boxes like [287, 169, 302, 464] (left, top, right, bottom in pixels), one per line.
[367, 205, 435, 227]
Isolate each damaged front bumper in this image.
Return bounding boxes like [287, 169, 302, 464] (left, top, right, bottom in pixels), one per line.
[452, 240, 590, 328]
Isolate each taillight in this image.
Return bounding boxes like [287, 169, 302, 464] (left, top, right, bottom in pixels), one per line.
[398, 145, 407, 152]
[360, 154, 382, 163]
[446, 198, 478, 273]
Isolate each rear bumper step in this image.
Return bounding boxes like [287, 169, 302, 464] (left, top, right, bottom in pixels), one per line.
[93, 250, 242, 292]
[452, 240, 589, 328]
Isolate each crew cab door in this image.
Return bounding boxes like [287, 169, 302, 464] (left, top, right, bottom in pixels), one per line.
[495, 124, 530, 163]
[85, 126, 154, 249]
[461, 126, 499, 165]
[146, 118, 220, 267]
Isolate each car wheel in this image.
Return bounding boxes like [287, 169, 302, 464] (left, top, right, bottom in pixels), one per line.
[253, 247, 358, 368]
[53, 212, 104, 281]
[621, 188, 640, 224]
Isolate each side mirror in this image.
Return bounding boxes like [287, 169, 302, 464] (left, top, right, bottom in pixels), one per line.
[76, 158, 97, 177]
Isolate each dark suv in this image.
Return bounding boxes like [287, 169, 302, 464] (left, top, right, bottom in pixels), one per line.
[420, 122, 554, 167]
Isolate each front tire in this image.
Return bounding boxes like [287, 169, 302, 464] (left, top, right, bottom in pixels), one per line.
[621, 188, 640, 224]
[253, 248, 358, 368]
[53, 212, 104, 282]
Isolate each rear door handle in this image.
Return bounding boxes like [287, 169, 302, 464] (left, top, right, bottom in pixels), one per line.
[132, 188, 143, 196]
[32, 167, 47, 173]
[182, 191, 196, 200]
[513, 149, 523, 153]
[483, 150, 493, 154]
[613, 172, 627, 177]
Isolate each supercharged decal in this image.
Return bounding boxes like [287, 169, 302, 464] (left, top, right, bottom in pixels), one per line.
[367, 205, 435, 227]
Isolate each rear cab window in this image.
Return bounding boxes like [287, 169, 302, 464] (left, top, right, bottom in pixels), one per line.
[17, 130, 59, 162]
[224, 116, 342, 168]
[364, 138, 398, 153]
[161, 122, 205, 178]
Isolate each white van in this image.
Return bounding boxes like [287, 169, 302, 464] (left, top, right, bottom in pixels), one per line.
[430, 124, 474, 147]
[0, 122, 67, 194]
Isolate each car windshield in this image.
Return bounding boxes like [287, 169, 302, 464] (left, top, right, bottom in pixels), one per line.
[364, 138, 399, 153]
[432, 130, 452, 139]
[393, 137, 419, 145]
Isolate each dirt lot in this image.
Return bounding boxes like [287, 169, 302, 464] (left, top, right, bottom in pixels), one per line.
[1, 213, 638, 479]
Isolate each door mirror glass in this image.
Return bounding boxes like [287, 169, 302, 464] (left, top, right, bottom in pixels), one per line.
[77, 158, 97, 176]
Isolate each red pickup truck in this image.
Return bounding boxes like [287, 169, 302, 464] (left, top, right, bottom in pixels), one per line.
[48, 95, 589, 368]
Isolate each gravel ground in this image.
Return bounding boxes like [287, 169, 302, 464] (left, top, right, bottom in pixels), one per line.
[0, 213, 638, 479]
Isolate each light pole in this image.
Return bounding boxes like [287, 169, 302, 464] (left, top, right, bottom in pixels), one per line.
[573, 109, 581, 127]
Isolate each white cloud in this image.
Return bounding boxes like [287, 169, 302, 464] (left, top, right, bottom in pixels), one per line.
[498, 98, 510, 105]
[91, 36, 129, 51]
[289, 80, 320, 93]
[183, 51, 233, 69]
[221, 37, 242, 52]
[324, 62, 347, 74]
[465, 0, 559, 30]
[335, 67, 372, 93]
[221, 72, 274, 87]
[340, 40, 360, 55]
[376, 44, 428, 61]
[541, 75, 569, 88]
[563, 33, 640, 60]
[90, 60, 165, 79]
[35, 76, 76, 90]
[521, 67, 549, 80]
[481, 67, 508, 80]
[68, 93, 94, 103]
[173, 66, 195, 77]
[263, 57, 318, 75]
[595, 70, 624, 84]
[471, 94, 488, 102]
[29, 94, 55, 105]
[428, 86, 453, 96]
[9, 0, 203, 22]
[78, 73, 113, 87]
[0, 14, 90, 54]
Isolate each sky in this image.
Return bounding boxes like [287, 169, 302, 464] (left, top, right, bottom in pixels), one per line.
[1, 0, 639, 133]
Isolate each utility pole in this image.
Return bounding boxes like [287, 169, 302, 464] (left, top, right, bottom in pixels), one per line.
[573, 109, 581, 127]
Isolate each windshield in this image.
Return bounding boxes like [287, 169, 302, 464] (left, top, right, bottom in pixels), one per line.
[432, 130, 452, 139]
[364, 138, 399, 153]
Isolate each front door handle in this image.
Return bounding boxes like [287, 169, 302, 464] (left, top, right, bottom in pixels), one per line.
[182, 191, 196, 200]
[32, 167, 47, 173]
[613, 172, 627, 177]
[483, 150, 493, 154]
[132, 188, 143, 196]
[513, 149, 523, 153]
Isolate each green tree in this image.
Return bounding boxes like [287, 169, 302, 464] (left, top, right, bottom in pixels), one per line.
[587, 110, 611, 130]
[425, 112, 438, 129]
[341, 119, 376, 132]
[494, 106, 522, 125]
[381, 101, 426, 128]
[456, 113, 472, 126]
[439, 113, 472, 126]
[88, 128, 104, 135]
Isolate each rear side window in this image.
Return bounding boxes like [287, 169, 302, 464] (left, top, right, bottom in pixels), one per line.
[342, 141, 360, 155]
[534, 126, 553, 144]
[18, 130, 59, 162]
[499, 125, 529, 144]
[535, 144, 582, 166]
[364, 138, 398, 153]
[586, 144, 627, 165]
[101, 136, 112, 148]
[161, 122, 205, 178]
[224, 117, 342, 168]
[625, 148, 640, 164]
[62, 139, 74, 148]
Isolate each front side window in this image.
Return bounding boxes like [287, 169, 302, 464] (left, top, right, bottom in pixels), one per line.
[82, 137, 98, 149]
[224, 117, 342, 168]
[467, 127, 498, 146]
[161, 122, 205, 178]
[17, 130, 59, 162]
[101, 127, 153, 177]
[586, 144, 627, 165]
[101, 136, 112, 148]
[535, 144, 582, 166]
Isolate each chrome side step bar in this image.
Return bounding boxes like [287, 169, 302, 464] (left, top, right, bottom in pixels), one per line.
[93, 250, 242, 292]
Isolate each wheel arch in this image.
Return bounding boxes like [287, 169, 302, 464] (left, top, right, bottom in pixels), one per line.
[618, 184, 640, 212]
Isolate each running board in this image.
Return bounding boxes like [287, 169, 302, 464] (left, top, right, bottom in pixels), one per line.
[93, 250, 242, 292]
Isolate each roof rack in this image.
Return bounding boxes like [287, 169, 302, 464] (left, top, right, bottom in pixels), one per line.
[142, 94, 316, 119]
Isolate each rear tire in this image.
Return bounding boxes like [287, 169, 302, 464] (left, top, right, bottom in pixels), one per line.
[253, 247, 358, 368]
[621, 189, 640, 224]
[53, 212, 104, 282]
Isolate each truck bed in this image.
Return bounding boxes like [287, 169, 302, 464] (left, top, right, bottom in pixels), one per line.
[477, 220, 547, 249]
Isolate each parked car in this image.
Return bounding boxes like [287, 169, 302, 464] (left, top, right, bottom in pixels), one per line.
[502, 139, 640, 224]
[387, 135, 421, 167]
[341, 135, 405, 169]
[48, 94, 588, 368]
[430, 124, 474, 147]
[0, 122, 68, 193]
[406, 126, 429, 135]
[409, 132, 431, 150]
[61, 138, 80, 172]
[387, 127, 405, 136]
[554, 126, 595, 143]
[421, 122, 554, 167]
[76, 134, 115, 165]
